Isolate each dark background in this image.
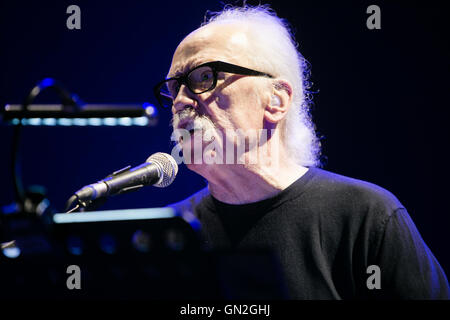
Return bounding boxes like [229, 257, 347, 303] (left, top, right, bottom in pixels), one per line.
[1, 0, 449, 277]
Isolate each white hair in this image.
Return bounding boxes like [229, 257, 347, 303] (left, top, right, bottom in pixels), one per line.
[201, 4, 321, 167]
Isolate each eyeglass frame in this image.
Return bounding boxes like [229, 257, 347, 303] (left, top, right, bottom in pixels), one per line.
[153, 60, 274, 108]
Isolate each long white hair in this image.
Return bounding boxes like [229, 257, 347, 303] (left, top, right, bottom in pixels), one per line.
[202, 4, 321, 167]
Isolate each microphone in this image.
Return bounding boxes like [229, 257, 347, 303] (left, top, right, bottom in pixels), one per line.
[69, 153, 178, 209]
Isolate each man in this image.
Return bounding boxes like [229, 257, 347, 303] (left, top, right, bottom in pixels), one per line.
[155, 5, 449, 299]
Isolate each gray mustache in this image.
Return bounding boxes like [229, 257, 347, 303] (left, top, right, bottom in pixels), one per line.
[172, 107, 197, 127]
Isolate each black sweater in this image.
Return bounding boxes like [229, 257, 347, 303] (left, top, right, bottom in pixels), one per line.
[173, 167, 450, 299]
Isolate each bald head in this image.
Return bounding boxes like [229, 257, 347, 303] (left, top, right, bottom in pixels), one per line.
[169, 23, 256, 79]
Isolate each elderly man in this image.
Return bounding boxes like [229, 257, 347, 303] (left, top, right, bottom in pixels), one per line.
[154, 5, 449, 299]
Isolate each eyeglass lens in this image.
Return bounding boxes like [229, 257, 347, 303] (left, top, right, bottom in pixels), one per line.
[158, 65, 215, 107]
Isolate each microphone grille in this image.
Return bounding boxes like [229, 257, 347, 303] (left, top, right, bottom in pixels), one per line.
[146, 152, 178, 188]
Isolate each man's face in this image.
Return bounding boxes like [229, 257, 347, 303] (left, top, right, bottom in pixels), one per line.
[168, 23, 272, 167]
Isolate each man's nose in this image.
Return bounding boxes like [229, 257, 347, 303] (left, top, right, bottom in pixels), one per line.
[172, 84, 198, 113]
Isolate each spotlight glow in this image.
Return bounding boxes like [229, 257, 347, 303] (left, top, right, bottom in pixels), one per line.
[88, 118, 102, 126]
[2, 246, 21, 259]
[118, 117, 132, 126]
[42, 118, 57, 126]
[9, 116, 152, 127]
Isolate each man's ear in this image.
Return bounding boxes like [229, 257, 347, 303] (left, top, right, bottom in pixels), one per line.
[264, 79, 293, 124]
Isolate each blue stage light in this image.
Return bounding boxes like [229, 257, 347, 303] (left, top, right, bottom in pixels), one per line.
[10, 116, 152, 126]
[99, 234, 117, 254]
[66, 236, 83, 256]
[2, 246, 21, 259]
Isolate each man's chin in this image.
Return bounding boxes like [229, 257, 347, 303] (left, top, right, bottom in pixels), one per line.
[184, 161, 215, 181]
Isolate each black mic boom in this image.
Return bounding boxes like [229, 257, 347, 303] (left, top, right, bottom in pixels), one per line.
[71, 152, 178, 209]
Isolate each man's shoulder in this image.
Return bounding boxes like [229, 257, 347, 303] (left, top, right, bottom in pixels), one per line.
[166, 187, 210, 215]
[304, 167, 406, 216]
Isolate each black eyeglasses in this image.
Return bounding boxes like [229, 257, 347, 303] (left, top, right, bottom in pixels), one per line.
[153, 61, 273, 108]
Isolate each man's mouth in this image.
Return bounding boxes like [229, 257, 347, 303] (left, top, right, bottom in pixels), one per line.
[174, 120, 199, 144]
[178, 119, 198, 135]
[185, 122, 198, 135]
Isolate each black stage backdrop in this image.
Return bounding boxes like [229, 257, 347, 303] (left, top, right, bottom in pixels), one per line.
[0, 0, 449, 278]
